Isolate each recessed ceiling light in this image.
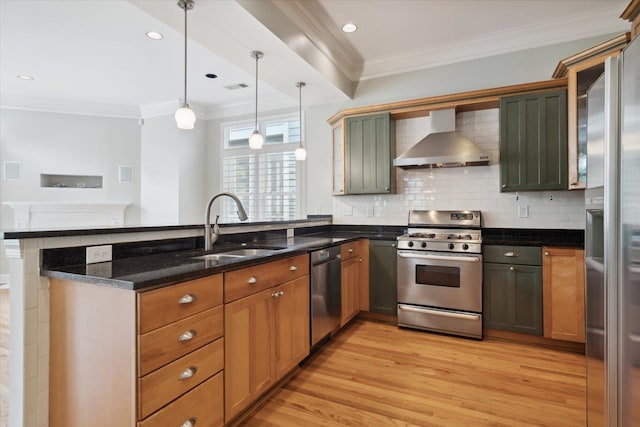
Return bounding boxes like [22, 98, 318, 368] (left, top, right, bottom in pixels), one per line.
[342, 23, 357, 33]
[146, 31, 163, 40]
[17, 74, 34, 81]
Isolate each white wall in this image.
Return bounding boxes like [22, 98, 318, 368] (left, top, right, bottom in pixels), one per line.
[140, 115, 206, 225]
[0, 108, 142, 226]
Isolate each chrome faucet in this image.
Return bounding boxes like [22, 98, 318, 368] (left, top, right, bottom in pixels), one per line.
[204, 192, 248, 252]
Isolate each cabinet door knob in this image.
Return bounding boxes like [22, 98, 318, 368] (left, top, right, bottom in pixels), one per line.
[359, 258, 363, 262]
[178, 294, 196, 305]
[504, 252, 518, 257]
[178, 367, 197, 380]
[279, 291, 285, 297]
[502, 184, 506, 188]
[509, 266, 515, 271]
[247, 276, 258, 284]
[181, 418, 196, 427]
[391, 244, 396, 248]
[348, 248, 354, 253]
[289, 265, 298, 271]
[544, 251, 550, 256]
[178, 330, 196, 342]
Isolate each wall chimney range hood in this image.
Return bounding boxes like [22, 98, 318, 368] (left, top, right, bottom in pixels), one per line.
[393, 109, 490, 169]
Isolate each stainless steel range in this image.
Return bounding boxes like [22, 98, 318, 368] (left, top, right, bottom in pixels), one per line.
[397, 210, 483, 339]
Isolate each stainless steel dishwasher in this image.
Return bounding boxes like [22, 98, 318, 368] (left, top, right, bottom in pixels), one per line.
[310, 246, 342, 346]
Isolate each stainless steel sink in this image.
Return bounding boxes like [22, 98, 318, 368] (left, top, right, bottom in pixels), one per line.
[192, 247, 282, 261]
[219, 248, 280, 257]
[192, 253, 244, 261]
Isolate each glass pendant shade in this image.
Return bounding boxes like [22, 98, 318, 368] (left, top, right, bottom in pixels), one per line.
[175, 105, 196, 130]
[249, 130, 264, 149]
[295, 146, 307, 161]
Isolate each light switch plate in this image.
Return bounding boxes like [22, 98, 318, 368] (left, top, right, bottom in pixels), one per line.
[86, 245, 112, 264]
[518, 205, 529, 218]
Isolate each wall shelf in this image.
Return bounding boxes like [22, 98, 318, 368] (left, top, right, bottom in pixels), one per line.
[40, 174, 103, 189]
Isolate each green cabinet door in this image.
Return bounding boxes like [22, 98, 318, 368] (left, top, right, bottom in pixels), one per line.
[484, 263, 543, 335]
[499, 89, 568, 191]
[369, 240, 397, 315]
[345, 113, 395, 194]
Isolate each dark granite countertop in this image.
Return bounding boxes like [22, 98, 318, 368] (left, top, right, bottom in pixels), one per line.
[482, 228, 584, 248]
[41, 233, 364, 291]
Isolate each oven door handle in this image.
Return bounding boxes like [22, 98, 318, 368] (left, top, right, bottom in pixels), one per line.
[398, 305, 481, 321]
[397, 252, 480, 262]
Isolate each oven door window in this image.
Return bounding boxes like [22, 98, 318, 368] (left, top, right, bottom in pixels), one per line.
[415, 265, 460, 288]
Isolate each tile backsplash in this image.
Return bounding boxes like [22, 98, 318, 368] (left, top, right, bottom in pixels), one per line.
[333, 109, 585, 229]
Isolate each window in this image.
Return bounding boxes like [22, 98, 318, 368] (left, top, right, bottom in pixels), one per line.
[221, 114, 304, 222]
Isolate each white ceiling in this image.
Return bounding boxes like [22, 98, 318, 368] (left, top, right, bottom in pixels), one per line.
[0, 0, 630, 118]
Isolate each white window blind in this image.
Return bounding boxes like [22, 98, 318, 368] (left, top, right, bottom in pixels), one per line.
[221, 115, 302, 222]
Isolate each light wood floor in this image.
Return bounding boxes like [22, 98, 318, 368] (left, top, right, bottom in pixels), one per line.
[241, 319, 586, 426]
[0, 288, 9, 427]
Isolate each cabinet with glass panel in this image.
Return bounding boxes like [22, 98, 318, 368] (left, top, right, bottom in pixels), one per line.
[552, 33, 630, 190]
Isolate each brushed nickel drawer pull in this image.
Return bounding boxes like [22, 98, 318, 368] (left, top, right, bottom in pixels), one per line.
[247, 276, 258, 284]
[178, 367, 197, 380]
[178, 294, 196, 305]
[178, 330, 196, 342]
[181, 418, 196, 427]
[289, 265, 298, 271]
[504, 252, 518, 257]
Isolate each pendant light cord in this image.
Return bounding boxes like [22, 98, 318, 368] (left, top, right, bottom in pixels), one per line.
[254, 54, 259, 130]
[183, 5, 188, 106]
[299, 83, 302, 148]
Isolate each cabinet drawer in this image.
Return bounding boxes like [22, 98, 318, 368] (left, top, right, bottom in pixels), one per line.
[138, 274, 223, 334]
[341, 241, 360, 260]
[224, 254, 309, 303]
[139, 306, 223, 376]
[138, 372, 223, 427]
[483, 245, 541, 265]
[139, 338, 224, 419]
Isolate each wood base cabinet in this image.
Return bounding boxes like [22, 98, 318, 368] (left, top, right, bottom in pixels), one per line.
[542, 247, 585, 343]
[50, 274, 225, 427]
[224, 255, 310, 423]
[340, 241, 364, 326]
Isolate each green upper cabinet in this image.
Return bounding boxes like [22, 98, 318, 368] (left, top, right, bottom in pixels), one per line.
[499, 90, 568, 192]
[344, 113, 396, 194]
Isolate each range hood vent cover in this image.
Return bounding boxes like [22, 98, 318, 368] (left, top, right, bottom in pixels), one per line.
[393, 109, 490, 169]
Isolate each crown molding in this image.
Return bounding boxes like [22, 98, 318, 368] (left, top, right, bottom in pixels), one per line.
[0, 94, 141, 118]
[203, 95, 295, 120]
[139, 100, 207, 120]
[360, 8, 629, 81]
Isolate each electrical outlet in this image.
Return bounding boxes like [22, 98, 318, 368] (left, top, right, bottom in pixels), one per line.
[86, 245, 112, 264]
[366, 207, 374, 217]
[518, 205, 529, 218]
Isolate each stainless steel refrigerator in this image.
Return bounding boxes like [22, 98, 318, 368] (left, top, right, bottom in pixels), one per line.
[585, 35, 640, 426]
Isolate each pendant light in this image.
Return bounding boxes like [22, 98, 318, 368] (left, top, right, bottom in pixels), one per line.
[249, 51, 264, 149]
[295, 81, 307, 161]
[175, 0, 196, 130]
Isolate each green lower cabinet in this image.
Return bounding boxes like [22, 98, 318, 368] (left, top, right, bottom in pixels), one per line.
[483, 263, 543, 335]
[369, 240, 397, 315]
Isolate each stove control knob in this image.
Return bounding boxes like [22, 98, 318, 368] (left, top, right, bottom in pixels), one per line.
[408, 241, 414, 248]
[448, 243, 455, 250]
[421, 242, 427, 248]
[462, 244, 469, 250]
